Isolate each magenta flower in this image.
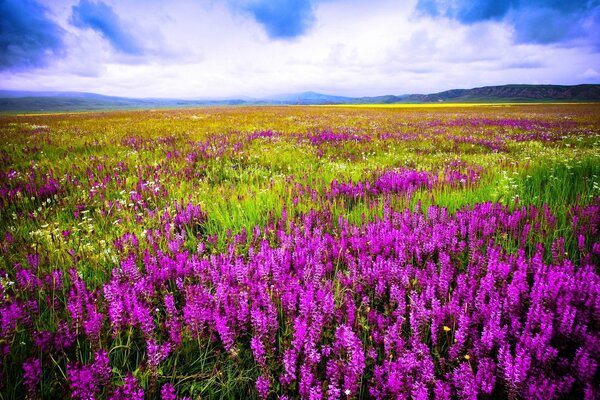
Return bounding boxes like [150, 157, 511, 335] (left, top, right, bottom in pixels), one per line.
[161, 383, 177, 400]
[256, 375, 270, 399]
[23, 358, 41, 398]
[109, 374, 144, 400]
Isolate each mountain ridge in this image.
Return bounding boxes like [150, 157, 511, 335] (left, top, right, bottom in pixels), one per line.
[1, 84, 599, 112]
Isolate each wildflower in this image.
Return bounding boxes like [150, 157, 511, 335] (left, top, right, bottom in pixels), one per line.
[147, 339, 171, 370]
[109, 374, 144, 400]
[32, 330, 53, 352]
[161, 383, 177, 400]
[250, 336, 267, 367]
[256, 375, 270, 399]
[93, 350, 111, 385]
[67, 363, 97, 400]
[23, 358, 41, 398]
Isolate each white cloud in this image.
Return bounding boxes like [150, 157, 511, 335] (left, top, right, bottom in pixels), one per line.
[1, 0, 599, 98]
[582, 68, 599, 79]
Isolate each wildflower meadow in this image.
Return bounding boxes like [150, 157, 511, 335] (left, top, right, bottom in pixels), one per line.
[1, 104, 599, 399]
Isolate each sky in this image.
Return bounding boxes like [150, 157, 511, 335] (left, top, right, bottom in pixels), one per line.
[1, 0, 599, 98]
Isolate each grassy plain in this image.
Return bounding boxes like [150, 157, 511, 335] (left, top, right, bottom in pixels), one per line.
[0, 104, 599, 399]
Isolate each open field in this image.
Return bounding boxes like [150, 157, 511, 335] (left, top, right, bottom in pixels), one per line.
[320, 102, 600, 108]
[1, 104, 599, 399]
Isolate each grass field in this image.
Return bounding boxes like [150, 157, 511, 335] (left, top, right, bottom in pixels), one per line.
[320, 102, 600, 108]
[0, 104, 599, 399]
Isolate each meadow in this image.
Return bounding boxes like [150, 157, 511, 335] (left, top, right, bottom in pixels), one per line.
[0, 104, 599, 399]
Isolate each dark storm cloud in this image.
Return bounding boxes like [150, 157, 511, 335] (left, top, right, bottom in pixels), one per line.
[70, 0, 143, 54]
[416, 0, 600, 45]
[0, 0, 65, 70]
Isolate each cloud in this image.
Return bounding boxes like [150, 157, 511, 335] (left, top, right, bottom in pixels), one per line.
[416, 0, 515, 23]
[70, 0, 143, 54]
[0, 0, 65, 70]
[503, 61, 545, 69]
[510, 7, 582, 44]
[2, 0, 599, 98]
[416, 0, 600, 45]
[581, 68, 598, 79]
[233, 0, 317, 39]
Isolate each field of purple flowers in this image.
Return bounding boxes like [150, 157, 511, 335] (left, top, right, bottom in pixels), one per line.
[1, 104, 599, 399]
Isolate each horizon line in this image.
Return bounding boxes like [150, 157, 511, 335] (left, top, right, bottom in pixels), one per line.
[1, 82, 600, 101]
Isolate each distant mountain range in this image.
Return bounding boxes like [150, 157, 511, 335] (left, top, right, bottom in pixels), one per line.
[1, 84, 599, 112]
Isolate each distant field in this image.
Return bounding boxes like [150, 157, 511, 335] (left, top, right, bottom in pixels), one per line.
[321, 102, 600, 108]
[1, 104, 599, 399]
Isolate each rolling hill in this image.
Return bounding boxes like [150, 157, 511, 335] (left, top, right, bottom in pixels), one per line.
[1, 84, 599, 112]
